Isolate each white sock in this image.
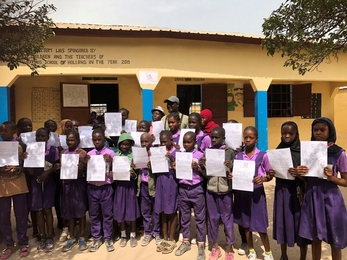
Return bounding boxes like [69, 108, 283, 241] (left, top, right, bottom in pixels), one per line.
[130, 232, 136, 238]
[121, 230, 126, 238]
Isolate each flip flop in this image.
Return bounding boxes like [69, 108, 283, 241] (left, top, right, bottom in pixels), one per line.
[19, 246, 30, 258]
[1, 248, 13, 260]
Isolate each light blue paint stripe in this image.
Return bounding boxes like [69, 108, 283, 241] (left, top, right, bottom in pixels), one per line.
[255, 90, 268, 151]
[142, 89, 154, 121]
[0, 86, 9, 124]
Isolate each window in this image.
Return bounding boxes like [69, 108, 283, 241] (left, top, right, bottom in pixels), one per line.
[268, 85, 292, 117]
[90, 104, 107, 116]
[243, 83, 312, 117]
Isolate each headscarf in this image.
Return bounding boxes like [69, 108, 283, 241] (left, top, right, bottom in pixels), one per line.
[311, 117, 341, 156]
[200, 109, 219, 135]
[59, 119, 72, 135]
[277, 121, 301, 167]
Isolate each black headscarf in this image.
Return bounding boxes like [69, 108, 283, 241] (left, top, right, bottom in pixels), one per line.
[277, 121, 301, 167]
[311, 117, 341, 156]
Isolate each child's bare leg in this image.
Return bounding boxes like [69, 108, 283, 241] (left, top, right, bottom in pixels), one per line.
[162, 214, 168, 240]
[169, 212, 178, 241]
[31, 211, 39, 236]
[226, 244, 233, 253]
[36, 210, 45, 236]
[245, 228, 254, 250]
[68, 218, 75, 238]
[311, 239, 322, 260]
[331, 245, 341, 260]
[280, 244, 288, 259]
[259, 232, 271, 252]
[131, 221, 136, 233]
[120, 221, 126, 232]
[79, 216, 86, 238]
[299, 245, 307, 260]
[43, 208, 53, 237]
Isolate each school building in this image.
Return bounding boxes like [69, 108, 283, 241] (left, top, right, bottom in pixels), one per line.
[1, 23, 347, 150]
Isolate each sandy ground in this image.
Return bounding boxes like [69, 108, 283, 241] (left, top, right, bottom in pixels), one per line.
[2, 179, 347, 260]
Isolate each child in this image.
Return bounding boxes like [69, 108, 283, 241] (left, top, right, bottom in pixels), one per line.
[200, 109, 219, 136]
[299, 117, 347, 260]
[155, 130, 178, 254]
[58, 130, 88, 252]
[113, 133, 140, 247]
[59, 119, 73, 135]
[86, 128, 115, 252]
[137, 120, 151, 133]
[16, 118, 37, 239]
[0, 121, 30, 258]
[71, 119, 80, 131]
[119, 108, 130, 131]
[26, 128, 59, 252]
[92, 123, 117, 152]
[44, 120, 58, 133]
[233, 126, 274, 260]
[188, 113, 211, 153]
[167, 112, 181, 145]
[137, 133, 161, 247]
[199, 127, 235, 260]
[174, 132, 206, 260]
[273, 121, 307, 260]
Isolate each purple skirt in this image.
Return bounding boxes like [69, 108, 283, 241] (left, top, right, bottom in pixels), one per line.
[299, 178, 347, 249]
[30, 172, 56, 211]
[60, 178, 87, 219]
[273, 178, 302, 247]
[113, 179, 140, 222]
[233, 184, 268, 233]
[154, 170, 178, 214]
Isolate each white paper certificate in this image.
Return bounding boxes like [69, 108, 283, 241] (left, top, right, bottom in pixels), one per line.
[78, 126, 93, 134]
[205, 149, 226, 177]
[59, 135, 68, 150]
[132, 147, 148, 169]
[79, 130, 94, 148]
[232, 160, 255, 192]
[223, 123, 243, 150]
[175, 152, 193, 180]
[87, 155, 106, 181]
[105, 113, 122, 136]
[150, 146, 169, 173]
[47, 132, 60, 147]
[112, 156, 130, 181]
[178, 129, 195, 151]
[130, 132, 143, 147]
[301, 141, 327, 178]
[24, 142, 45, 168]
[20, 131, 36, 144]
[0, 142, 19, 167]
[267, 148, 295, 180]
[60, 154, 79, 180]
[152, 121, 164, 145]
[124, 120, 137, 133]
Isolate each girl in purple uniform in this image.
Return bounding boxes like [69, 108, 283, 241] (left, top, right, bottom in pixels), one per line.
[58, 131, 88, 252]
[155, 130, 178, 254]
[233, 126, 274, 260]
[299, 118, 347, 260]
[273, 122, 307, 260]
[188, 113, 211, 153]
[167, 112, 181, 146]
[26, 128, 59, 253]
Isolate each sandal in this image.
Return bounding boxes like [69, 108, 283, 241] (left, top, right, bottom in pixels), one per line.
[19, 246, 30, 258]
[1, 248, 13, 260]
[162, 241, 176, 254]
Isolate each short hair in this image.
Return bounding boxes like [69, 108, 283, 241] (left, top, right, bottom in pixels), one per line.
[36, 127, 50, 137]
[184, 131, 196, 140]
[244, 126, 258, 139]
[66, 130, 80, 141]
[211, 126, 225, 137]
[167, 112, 181, 122]
[44, 119, 57, 127]
[92, 128, 105, 137]
[160, 130, 172, 139]
[1, 121, 17, 131]
[138, 120, 151, 130]
[119, 108, 130, 115]
[189, 113, 202, 124]
[17, 117, 31, 128]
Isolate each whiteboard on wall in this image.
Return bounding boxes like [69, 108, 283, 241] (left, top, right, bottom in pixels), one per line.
[62, 84, 89, 107]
